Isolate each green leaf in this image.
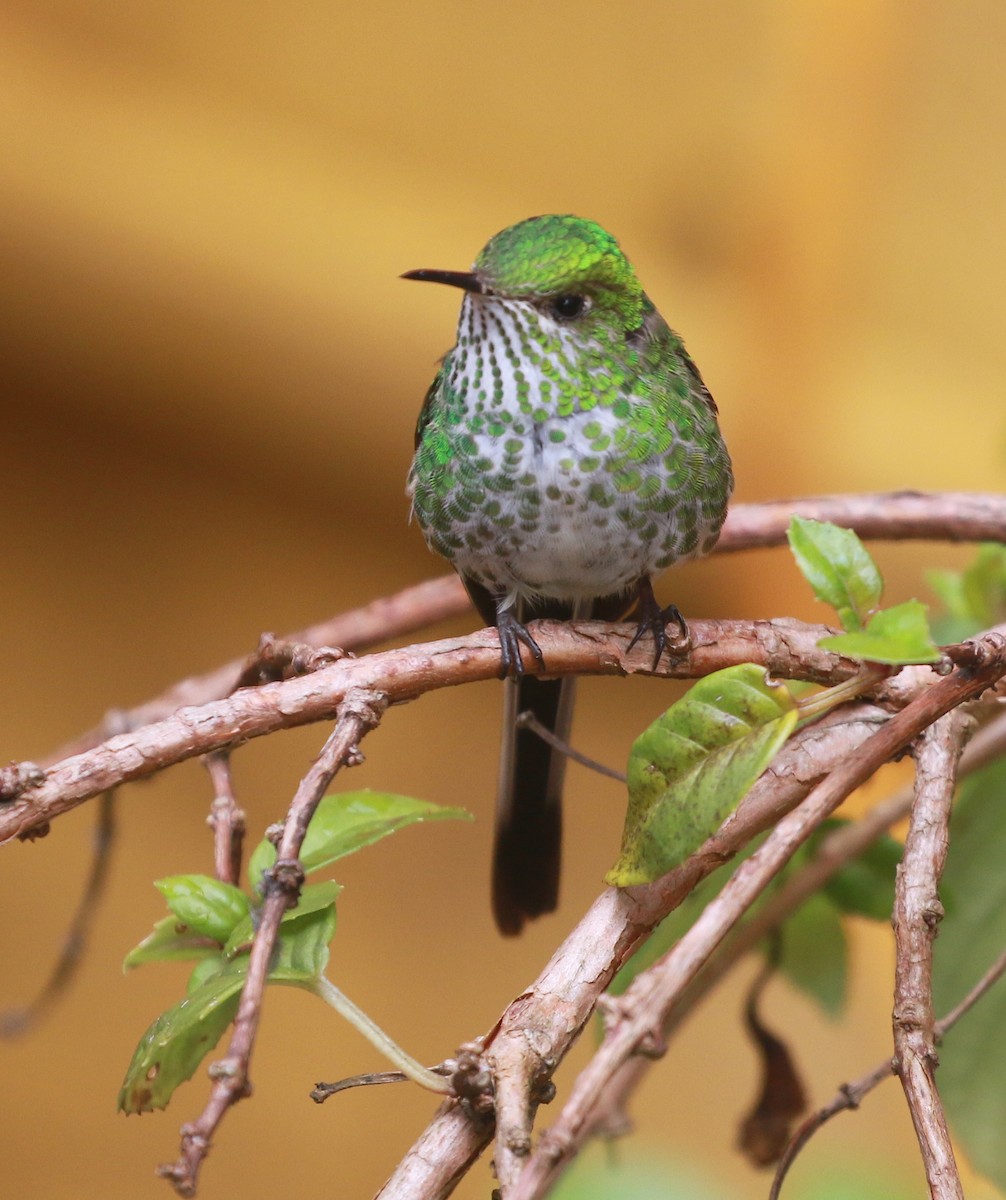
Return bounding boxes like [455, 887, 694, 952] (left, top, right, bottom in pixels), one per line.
[932, 757, 1006, 1189]
[249, 790, 472, 892]
[222, 880, 341, 959]
[787, 516, 883, 632]
[776, 893, 847, 1017]
[118, 964, 247, 1113]
[818, 599, 941, 665]
[118, 904, 338, 1114]
[271, 902, 337, 979]
[153, 875, 250, 943]
[186, 954, 229, 994]
[816, 823, 903, 920]
[606, 665, 798, 886]
[929, 543, 1006, 642]
[123, 915, 224, 971]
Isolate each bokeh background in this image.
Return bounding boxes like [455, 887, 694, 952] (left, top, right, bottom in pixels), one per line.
[2, 2, 1004, 1198]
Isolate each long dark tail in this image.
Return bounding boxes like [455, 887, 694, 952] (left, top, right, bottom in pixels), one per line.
[466, 581, 629, 936]
[492, 671, 577, 935]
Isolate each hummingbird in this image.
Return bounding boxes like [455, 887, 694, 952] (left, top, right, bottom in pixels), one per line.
[404, 215, 733, 935]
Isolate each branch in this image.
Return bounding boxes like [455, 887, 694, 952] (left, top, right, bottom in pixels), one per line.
[156, 688, 387, 1196]
[891, 711, 970, 1198]
[0, 617, 857, 843]
[375, 704, 885, 1198]
[769, 940, 1006, 1200]
[40, 491, 1006, 765]
[204, 753, 244, 886]
[577, 709, 1006, 1145]
[503, 635, 1006, 1200]
[716, 491, 1006, 552]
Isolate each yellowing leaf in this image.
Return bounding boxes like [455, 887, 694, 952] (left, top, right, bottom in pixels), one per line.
[607, 665, 798, 886]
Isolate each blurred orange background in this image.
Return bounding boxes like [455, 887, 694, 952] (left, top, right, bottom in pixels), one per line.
[2, 2, 1004, 1198]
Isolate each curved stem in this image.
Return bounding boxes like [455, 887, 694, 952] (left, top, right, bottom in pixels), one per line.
[312, 975, 452, 1094]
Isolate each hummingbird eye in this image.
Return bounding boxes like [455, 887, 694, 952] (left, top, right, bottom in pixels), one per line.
[549, 293, 588, 321]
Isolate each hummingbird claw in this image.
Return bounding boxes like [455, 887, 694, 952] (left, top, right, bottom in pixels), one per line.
[627, 580, 691, 670]
[496, 609, 544, 678]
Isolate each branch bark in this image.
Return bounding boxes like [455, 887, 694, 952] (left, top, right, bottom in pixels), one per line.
[891, 712, 970, 1199]
[501, 636, 1006, 1200]
[0, 617, 856, 843]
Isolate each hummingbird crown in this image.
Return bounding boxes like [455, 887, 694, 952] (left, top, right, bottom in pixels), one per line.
[473, 214, 645, 333]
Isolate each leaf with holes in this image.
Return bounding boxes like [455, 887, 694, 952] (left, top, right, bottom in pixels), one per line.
[118, 903, 337, 1114]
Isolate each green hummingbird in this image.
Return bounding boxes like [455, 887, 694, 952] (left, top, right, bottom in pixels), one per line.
[404, 215, 733, 934]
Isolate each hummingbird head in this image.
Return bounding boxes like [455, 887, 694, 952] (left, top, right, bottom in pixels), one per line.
[403, 215, 647, 339]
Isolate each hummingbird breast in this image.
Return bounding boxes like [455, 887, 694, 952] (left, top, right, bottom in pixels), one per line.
[408, 295, 732, 608]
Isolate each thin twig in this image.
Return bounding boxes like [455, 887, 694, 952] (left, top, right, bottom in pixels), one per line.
[204, 753, 245, 886]
[891, 712, 969, 1198]
[0, 790, 117, 1036]
[769, 941, 1006, 1199]
[156, 688, 387, 1197]
[515, 710, 627, 783]
[502, 635, 1006, 1200]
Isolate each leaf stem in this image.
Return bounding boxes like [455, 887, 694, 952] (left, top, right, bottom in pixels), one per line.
[312, 975, 452, 1094]
[795, 666, 890, 724]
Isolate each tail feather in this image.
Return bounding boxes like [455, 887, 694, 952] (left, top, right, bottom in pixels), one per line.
[492, 673, 576, 935]
[477, 585, 632, 935]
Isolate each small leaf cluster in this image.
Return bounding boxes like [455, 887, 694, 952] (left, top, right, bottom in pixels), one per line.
[789, 515, 941, 664]
[118, 791, 469, 1114]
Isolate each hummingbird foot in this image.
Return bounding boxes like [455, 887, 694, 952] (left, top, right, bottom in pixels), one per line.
[495, 607, 545, 678]
[626, 577, 690, 670]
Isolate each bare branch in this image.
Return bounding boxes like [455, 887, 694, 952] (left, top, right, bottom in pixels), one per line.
[157, 688, 387, 1196]
[891, 712, 970, 1198]
[716, 491, 1006, 552]
[0, 617, 858, 844]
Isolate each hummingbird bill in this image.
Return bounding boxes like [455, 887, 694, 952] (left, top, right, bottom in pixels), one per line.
[405, 215, 733, 934]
